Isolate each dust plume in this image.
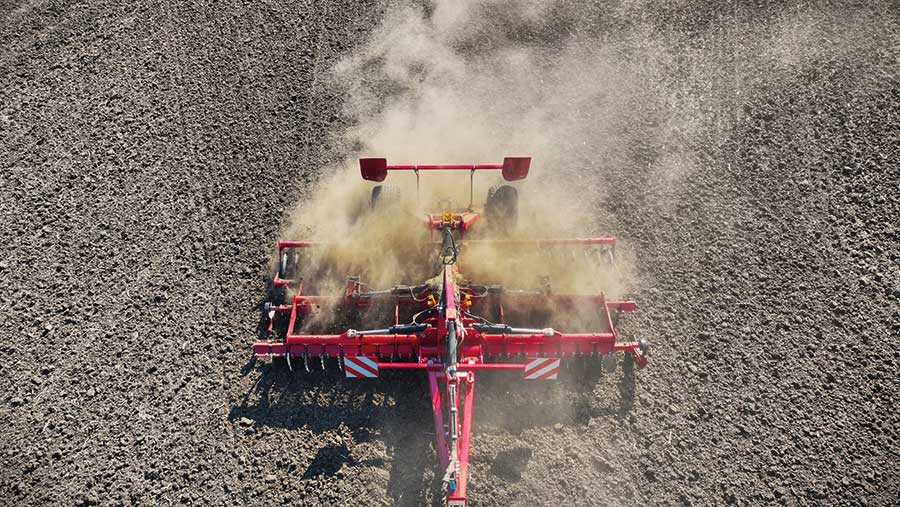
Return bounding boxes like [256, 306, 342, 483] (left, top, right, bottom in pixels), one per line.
[282, 2, 860, 331]
[281, 1, 649, 329]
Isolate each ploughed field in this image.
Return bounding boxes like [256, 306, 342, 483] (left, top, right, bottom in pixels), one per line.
[1, 1, 897, 506]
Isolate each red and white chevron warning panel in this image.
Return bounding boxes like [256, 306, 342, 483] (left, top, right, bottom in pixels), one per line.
[523, 357, 561, 380]
[344, 356, 379, 378]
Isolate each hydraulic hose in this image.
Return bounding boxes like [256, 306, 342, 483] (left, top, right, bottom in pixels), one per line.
[440, 226, 458, 265]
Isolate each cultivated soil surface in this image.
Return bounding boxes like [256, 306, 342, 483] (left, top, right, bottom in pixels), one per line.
[1, 1, 898, 506]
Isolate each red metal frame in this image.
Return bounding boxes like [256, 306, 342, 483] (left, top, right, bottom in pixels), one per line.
[252, 158, 649, 506]
[426, 212, 481, 232]
[461, 236, 616, 246]
[253, 263, 647, 505]
[360, 157, 531, 182]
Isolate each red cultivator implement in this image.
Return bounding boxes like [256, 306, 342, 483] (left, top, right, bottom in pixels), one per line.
[252, 157, 650, 505]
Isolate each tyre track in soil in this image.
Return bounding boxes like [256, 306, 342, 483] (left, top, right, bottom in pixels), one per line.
[2, 1, 899, 506]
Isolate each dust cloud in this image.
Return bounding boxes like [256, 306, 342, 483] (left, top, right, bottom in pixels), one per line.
[280, 1, 841, 331]
[281, 1, 646, 319]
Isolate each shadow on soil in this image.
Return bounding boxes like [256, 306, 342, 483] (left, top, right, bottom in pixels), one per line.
[228, 356, 636, 506]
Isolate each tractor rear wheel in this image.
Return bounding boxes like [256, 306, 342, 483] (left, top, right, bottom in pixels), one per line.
[485, 184, 518, 235]
[371, 185, 402, 210]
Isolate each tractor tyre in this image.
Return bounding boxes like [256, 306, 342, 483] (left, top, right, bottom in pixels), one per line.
[371, 185, 402, 210]
[485, 184, 518, 235]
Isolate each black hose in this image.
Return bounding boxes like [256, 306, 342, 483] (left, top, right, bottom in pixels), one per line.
[440, 227, 458, 265]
